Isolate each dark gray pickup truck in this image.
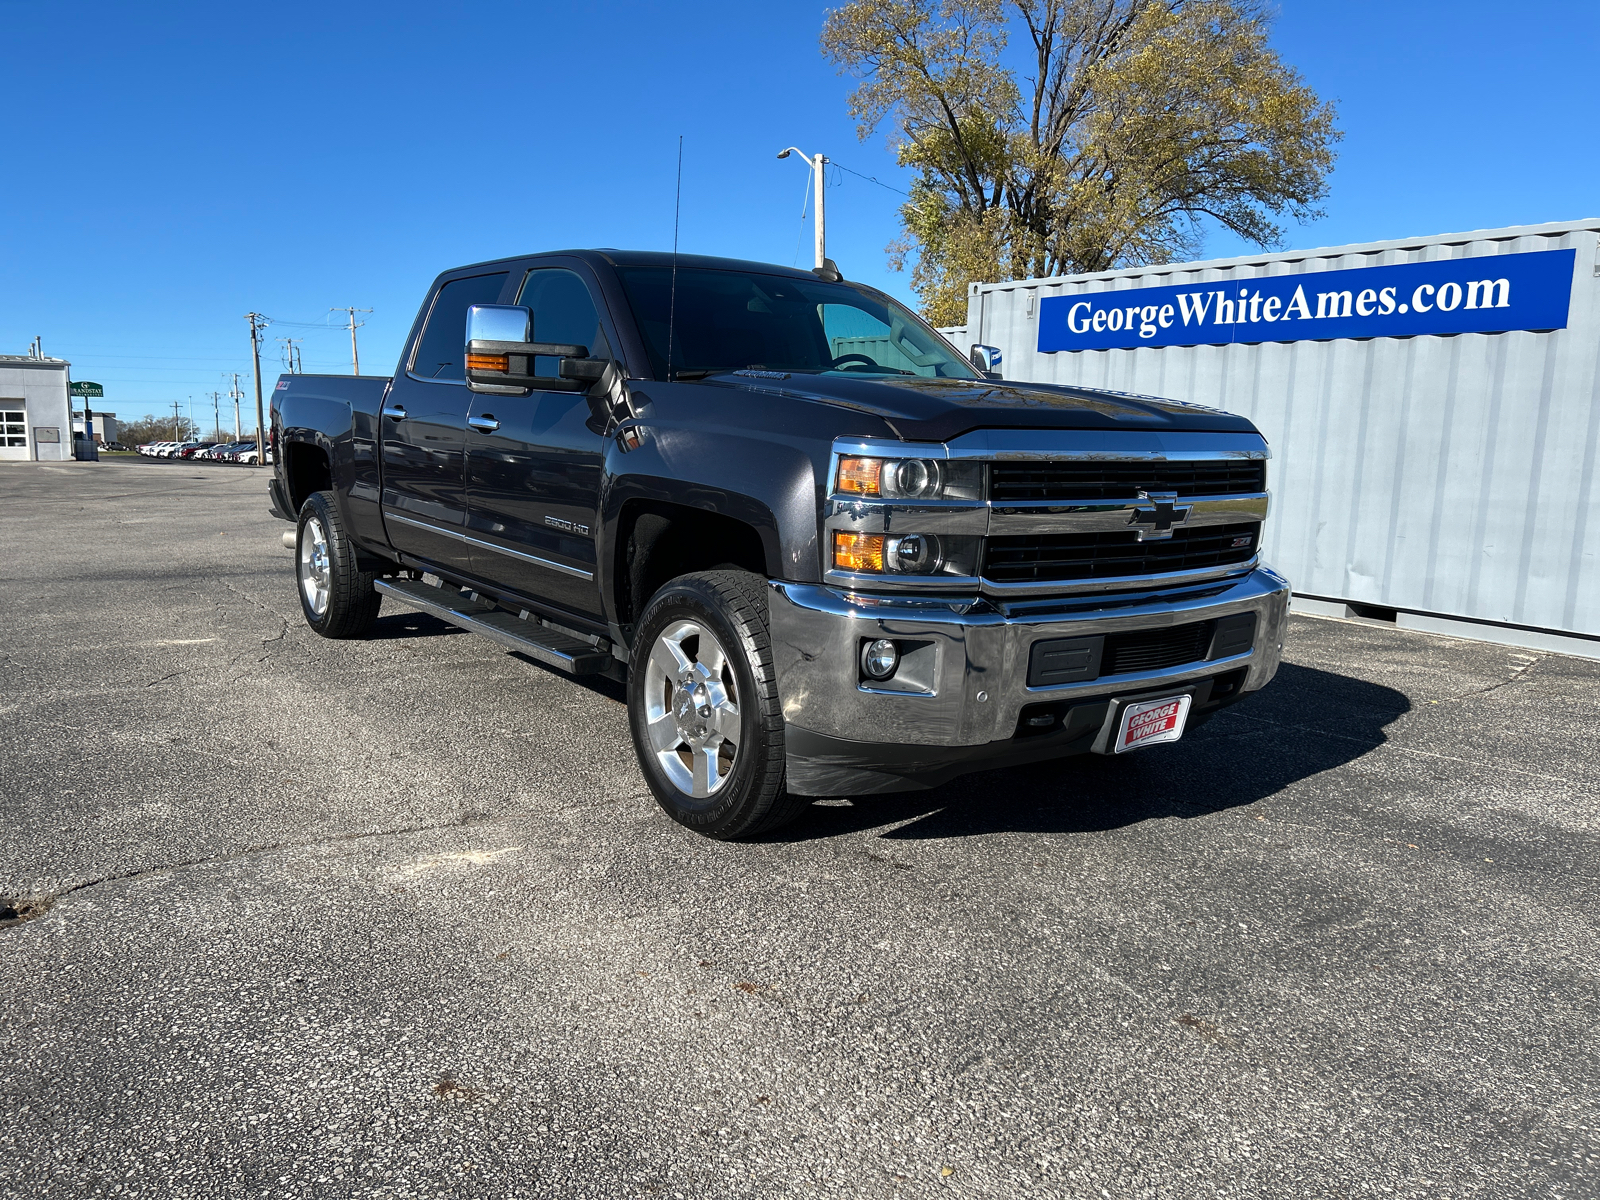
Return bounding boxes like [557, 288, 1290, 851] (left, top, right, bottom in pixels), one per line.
[270, 249, 1288, 838]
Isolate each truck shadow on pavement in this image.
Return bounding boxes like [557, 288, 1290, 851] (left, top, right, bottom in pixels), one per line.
[372, 610, 474, 642]
[768, 663, 1412, 841]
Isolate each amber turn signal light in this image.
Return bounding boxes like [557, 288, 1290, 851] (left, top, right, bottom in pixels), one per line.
[833, 531, 884, 572]
[836, 456, 883, 496]
[466, 353, 509, 372]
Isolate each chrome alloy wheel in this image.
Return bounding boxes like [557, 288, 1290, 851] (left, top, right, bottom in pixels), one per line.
[643, 618, 742, 799]
[298, 515, 332, 617]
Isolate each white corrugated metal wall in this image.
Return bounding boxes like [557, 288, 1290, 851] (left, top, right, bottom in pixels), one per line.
[967, 219, 1600, 641]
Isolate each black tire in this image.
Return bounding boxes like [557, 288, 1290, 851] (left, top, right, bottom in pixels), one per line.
[296, 490, 382, 639]
[627, 570, 808, 839]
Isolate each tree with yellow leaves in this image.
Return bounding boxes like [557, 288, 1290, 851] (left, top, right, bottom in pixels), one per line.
[823, 0, 1340, 325]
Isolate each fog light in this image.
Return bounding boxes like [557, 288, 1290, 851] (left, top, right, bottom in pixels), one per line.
[861, 638, 899, 680]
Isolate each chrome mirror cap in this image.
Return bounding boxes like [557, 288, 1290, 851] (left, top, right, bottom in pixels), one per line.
[466, 304, 531, 345]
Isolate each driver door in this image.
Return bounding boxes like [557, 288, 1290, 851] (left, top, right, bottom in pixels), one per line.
[464, 266, 611, 619]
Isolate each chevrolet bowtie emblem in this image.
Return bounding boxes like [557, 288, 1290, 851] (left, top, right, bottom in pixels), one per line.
[1128, 490, 1191, 540]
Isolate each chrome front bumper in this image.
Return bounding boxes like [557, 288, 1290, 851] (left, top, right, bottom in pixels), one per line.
[768, 566, 1290, 792]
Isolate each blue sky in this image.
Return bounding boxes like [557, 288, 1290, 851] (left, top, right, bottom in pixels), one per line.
[2, 0, 1597, 426]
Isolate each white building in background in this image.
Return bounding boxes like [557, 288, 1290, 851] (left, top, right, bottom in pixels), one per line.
[964, 218, 1600, 659]
[71, 411, 118, 445]
[0, 353, 72, 461]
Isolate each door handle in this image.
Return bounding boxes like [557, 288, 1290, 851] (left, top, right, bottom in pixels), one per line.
[381, 404, 407, 420]
[467, 415, 501, 433]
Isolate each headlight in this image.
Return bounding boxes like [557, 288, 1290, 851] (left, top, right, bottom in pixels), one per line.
[837, 456, 941, 499]
[886, 533, 939, 572]
[831, 532, 946, 574]
[834, 456, 981, 501]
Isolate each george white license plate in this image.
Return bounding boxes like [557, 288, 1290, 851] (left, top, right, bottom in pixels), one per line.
[1113, 694, 1192, 754]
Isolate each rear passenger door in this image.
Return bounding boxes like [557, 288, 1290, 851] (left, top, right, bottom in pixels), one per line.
[464, 265, 611, 619]
[379, 270, 510, 574]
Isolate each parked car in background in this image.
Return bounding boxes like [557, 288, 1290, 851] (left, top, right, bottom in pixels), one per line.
[179, 442, 217, 459]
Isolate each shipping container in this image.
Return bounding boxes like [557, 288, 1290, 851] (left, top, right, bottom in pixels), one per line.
[964, 219, 1600, 656]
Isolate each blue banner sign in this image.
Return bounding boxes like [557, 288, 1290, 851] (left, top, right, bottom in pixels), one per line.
[1037, 248, 1575, 352]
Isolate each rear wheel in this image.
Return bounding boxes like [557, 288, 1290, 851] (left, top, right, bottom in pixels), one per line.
[628, 571, 807, 839]
[297, 490, 382, 639]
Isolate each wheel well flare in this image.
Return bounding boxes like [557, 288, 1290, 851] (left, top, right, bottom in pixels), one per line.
[618, 503, 769, 627]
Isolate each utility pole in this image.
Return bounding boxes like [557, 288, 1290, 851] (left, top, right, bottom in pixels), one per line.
[211, 391, 222, 440]
[245, 313, 268, 467]
[334, 307, 372, 375]
[277, 337, 303, 374]
[777, 146, 828, 268]
[172, 400, 182, 441]
[229, 372, 243, 440]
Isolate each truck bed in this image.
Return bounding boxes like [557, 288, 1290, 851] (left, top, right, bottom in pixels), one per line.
[271, 373, 393, 548]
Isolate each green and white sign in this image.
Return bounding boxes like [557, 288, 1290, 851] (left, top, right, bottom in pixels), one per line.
[69, 381, 104, 398]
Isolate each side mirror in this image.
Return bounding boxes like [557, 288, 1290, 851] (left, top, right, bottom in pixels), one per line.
[969, 343, 1003, 380]
[465, 303, 597, 394]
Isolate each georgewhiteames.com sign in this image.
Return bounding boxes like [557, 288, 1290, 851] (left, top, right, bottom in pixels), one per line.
[1037, 248, 1575, 352]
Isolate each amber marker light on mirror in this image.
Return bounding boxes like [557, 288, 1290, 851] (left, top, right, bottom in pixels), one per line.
[833, 531, 885, 572]
[836, 456, 883, 496]
[466, 353, 509, 372]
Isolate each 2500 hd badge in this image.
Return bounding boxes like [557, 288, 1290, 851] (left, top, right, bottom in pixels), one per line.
[270, 249, 1288, 838]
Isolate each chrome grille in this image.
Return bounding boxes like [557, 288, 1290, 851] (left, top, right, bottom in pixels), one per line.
[988, 460, 1266, 501]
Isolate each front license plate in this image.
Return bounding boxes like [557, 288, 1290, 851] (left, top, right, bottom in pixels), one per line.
[1114, 694, 1192, 754]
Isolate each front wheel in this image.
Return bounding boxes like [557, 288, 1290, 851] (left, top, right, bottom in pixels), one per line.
[296, 490, 382, 639]
[627, 571, 807, 839]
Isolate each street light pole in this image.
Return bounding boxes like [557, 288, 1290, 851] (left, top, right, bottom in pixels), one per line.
[777, 146, 828, 269]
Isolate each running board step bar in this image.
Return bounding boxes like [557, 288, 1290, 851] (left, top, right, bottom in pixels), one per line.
[374, 578, 611, 675]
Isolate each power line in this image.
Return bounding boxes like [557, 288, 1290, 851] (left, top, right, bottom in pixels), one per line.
[828, 160, 910, 197]
[791, 166, 814, 267]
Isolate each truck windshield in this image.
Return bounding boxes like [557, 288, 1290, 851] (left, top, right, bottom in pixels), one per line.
[615, 266, 978, 381]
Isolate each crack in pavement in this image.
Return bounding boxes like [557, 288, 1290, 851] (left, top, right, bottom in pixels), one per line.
[221, 580, 297, 626]
[3, 812, 507, 925]
[1429, 654, 1545, 706]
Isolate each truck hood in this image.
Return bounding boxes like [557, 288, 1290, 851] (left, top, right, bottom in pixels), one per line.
[703, 373, 1256, 442]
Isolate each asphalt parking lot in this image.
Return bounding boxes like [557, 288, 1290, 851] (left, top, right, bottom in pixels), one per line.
[2, 459, 1596, 1200]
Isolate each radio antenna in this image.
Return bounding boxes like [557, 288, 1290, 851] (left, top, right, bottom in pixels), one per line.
[667, 135, 682, 383]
